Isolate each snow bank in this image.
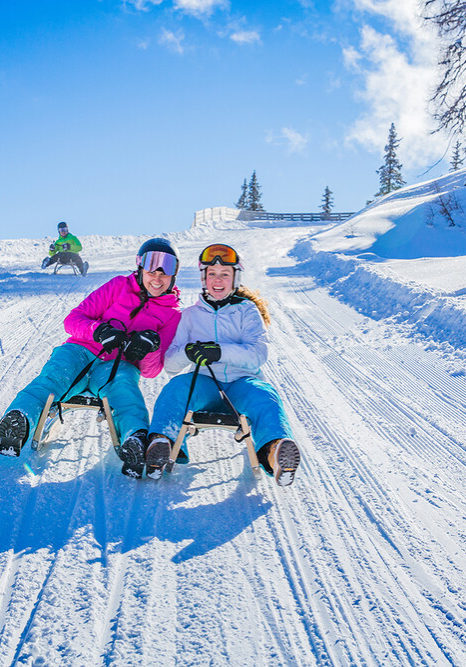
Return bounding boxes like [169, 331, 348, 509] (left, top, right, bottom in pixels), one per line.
[291, 240, 466, 349]
[312, 168, 466, 258]
[285, 168, 466, 350]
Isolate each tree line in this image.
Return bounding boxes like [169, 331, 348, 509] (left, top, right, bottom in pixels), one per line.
[236, 126, 464, 215]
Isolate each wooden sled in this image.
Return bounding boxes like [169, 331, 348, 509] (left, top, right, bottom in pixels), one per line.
[31, 392, 119, 452]
[167, 409, 261, 478]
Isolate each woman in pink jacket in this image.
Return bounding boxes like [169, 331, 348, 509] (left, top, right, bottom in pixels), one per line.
[0, 238, 181, 478]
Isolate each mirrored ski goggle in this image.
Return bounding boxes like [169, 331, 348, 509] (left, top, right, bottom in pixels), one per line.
[58, 226, 68, 232]
[136, 250, 177, 275]
[199, 244, 240, 266]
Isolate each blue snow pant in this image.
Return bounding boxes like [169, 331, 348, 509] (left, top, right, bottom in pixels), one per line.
[149, 372, 294, 461]
[6, 343, 149, 446]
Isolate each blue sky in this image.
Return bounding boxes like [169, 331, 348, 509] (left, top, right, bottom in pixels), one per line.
[0, 0, 448, 239]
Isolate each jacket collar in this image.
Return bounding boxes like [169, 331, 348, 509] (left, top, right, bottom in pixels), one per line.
[200, 291, 244, 311]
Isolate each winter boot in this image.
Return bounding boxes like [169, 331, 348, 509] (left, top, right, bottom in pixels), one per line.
[118, 429, 147, 479]
[0, 410, 29, 457]
[267, 439, 300, 487]
[145, 434, 172, 480]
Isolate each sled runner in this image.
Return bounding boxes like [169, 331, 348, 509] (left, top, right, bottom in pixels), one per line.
[167, 408, 261, 476]
[53, 256, 80, 275]
[31, 392, 119, 452]
[165, 363, 261, 477]
[32, 338, 126, 451]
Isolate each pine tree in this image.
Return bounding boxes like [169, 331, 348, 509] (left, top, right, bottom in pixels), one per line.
[450, 140, 464, 171]
[320, 186, 334, 218]
[375, 123, 406, 197]
[247, 170, 264, 211]
[424, 0, 466, 136]
[235, 178, 248, 209]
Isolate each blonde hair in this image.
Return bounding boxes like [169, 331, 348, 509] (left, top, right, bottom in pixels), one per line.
[236, 286, 271, 327]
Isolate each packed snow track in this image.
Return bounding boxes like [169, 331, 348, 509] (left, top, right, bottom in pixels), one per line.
[0, 224, 465, 666]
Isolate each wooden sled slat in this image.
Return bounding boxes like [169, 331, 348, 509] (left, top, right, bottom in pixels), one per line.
[166, 409, 260, 476]
[31, 392, 119, 451]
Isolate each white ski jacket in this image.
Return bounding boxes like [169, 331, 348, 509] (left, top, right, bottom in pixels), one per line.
[164, 293, 269, 382]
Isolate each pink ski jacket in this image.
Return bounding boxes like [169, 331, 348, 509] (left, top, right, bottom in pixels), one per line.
[63, 273, 181, 378]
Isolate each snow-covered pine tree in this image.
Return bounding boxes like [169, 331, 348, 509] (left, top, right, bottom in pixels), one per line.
[320, 185, 334, 219]
[235, 178, 248, 209]
[450, 140, 464, 171]
[247, 171, 264, 211]
[375, 123, 406, 197]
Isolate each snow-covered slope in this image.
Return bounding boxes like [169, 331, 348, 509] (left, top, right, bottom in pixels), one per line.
[0, 174, 465, 665]
[284, 169, 466, 352]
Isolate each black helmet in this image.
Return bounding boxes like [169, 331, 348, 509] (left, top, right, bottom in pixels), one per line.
[57, 221, 68, 230]
[136, 237, 180, 292]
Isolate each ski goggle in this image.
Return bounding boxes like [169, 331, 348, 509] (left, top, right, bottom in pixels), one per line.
[136, 250, 178, 275]
[58, 226, 68, 233]
[199, 244, 240, 266]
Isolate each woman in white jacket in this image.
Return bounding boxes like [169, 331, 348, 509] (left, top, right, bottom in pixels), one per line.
[146, 243, 301, 486]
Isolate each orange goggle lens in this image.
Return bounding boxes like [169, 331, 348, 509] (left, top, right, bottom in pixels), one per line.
[199, 244, 239, 266]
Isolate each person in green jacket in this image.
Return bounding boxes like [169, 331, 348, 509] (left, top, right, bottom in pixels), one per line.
[41, 221, 89, 275]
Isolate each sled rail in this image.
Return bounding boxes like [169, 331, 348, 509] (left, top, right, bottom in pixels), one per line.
[167, 409, 260, 476]
[32, 392, 119, 451]
[54, 259, 80, 275]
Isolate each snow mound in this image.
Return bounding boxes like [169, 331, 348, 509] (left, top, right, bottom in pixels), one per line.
[311, 168, 466, 259]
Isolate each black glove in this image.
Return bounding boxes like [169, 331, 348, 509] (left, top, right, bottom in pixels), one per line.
[125, 330, 160, 362]
[61, 243, 71, 251]
[93, 322, 128, 353]
[185, 341, 221, 366]
[49, 243, 56, 252]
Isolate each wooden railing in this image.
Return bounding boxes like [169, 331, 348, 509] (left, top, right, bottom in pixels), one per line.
[237, 210, 355, 222]
[192, 206, 355, 228]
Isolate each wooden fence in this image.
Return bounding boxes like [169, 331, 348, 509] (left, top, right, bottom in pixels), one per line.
[237, 210, 355, 222]
[193, 207, 355, 227]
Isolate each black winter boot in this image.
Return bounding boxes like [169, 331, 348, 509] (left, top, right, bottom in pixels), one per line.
[118, 429, 147, 479]
[0, 410, 29, 457]
[145, 434, 172, 480]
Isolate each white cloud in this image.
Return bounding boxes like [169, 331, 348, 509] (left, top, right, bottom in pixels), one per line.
[158, 28, 185, 54]
[126, 0, 227, 14]
[343, 46, 362, 70]
[266, 127, 309, 154]
[352, 0, 424, 36]
[137, 38, 151, 50]
[174, 0, 228, 15]
[125, 0, 163, 11]
[230, 30, 261, 45]
[345, 0, 447, 168]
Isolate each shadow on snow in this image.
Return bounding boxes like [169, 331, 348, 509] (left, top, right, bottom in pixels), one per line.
[0, 439, 271, 565]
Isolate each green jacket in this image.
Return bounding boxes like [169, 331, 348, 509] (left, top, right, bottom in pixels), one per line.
[49, 233, 82, 256]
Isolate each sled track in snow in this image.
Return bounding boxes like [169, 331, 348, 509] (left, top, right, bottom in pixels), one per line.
[0, 425, 94, 665]
[264, 282, 465, 664]
[1, 232, 465, 665]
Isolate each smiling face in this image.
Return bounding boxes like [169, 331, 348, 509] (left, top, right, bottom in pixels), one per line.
[205, 264, 235, 300]
[142, 268, 172, 297]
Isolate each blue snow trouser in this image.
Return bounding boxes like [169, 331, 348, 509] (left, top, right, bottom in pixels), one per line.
[149, 372, 294, 459]
[6, 343, 149, 445]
